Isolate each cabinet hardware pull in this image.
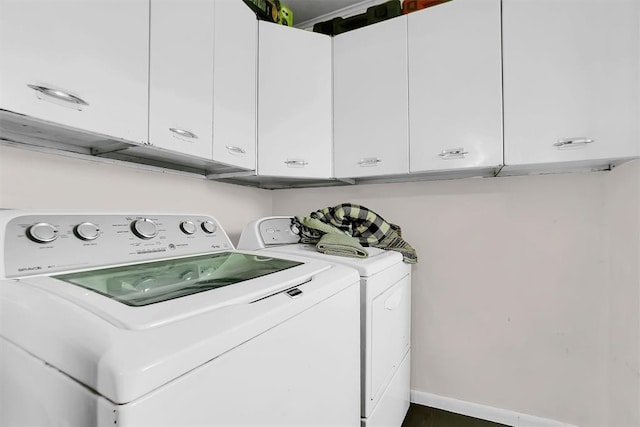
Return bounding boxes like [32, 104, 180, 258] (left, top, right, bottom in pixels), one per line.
[225, 146, 246, 155]
[357, 157, 382, 167]
[27, 84, 89, 106]
[284, 159, 308, 167]
[169, 128, 198, 139]
[553, 137, 594, 148]
[438, 148, 468, 160]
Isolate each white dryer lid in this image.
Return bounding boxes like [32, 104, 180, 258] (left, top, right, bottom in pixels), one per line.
[238, 216, 404, 277]
[260, 244, 403, 277]
[0, 251, 359, 404]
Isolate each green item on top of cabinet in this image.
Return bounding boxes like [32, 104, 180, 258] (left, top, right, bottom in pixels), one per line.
[242, 0, 292, 26]
[278, 2, 293, 26]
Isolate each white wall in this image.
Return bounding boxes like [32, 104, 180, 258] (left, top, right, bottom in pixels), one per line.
[272, 160, 640, 427]
[2, 144, 639, 426]
[0, 145, 272, 243]
[604, 160, 640, 426]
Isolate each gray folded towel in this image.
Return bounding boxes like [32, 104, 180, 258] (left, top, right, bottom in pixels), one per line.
[316, 233, 368, 258]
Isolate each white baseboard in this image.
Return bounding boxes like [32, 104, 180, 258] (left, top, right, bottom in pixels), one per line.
[410, 390, 579, 427]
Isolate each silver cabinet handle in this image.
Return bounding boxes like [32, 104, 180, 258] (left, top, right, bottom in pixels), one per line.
[169, 128, 198, 139]
[226, 146, 246, 155]
[553, 137, 594, 148]
[357, 157, 382, 167]
[438, 148, 468, 160]
[27, 84, 89, 106]
[284, 159, 308, 167]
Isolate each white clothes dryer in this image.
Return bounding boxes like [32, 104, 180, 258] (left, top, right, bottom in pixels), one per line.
[0, 211, 361, 427]
[239, 216, 412, 427]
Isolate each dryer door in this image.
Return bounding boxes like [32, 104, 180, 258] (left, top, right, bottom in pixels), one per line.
[370, 273, 411, 405]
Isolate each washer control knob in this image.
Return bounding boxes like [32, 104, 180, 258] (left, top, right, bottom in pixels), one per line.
[74, 222, 100, 241]
[290, 223, 299, 235]
[131, 219, 158, 240]
[201, 221, 217, 234]
[180, 221, 197, 235]
[26, 222, 59, 243]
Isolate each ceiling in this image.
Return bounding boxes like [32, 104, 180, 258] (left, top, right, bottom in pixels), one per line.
[283, 0, 373, 25]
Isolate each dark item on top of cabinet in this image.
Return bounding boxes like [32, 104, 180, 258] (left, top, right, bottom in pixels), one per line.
[401, 0, 452, 15]
[242, 0, 273, 22]
[242, 0, 293, 26]
[317, 15, 368, 36]
[312, 18, 338, 36]
[313, 0, 402, 36]
[367, 0, 402, 24]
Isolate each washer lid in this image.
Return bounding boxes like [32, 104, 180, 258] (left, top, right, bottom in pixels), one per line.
[56, 251, 303, 308]
[260, 244, 403, 277]
[24, 251, 329, 330]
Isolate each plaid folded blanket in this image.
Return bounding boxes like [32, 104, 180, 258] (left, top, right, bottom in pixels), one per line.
[294, 203, 418, 264]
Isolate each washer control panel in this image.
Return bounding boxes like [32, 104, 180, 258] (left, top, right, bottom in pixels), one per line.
[258, 218, 300, 246]
[3, 213, 233, 278]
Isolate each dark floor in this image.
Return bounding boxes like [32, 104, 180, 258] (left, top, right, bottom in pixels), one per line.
[401, 404, 509, 427]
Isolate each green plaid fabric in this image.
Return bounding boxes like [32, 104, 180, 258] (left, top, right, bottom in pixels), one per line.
[294, 203, 418, 264]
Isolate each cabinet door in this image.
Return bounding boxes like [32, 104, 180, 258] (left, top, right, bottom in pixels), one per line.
[503, 0, 640, 166]
[258, 23, 332, 179]
[212, 0, 257, 170]
[149, 0, 214, 160]
[333, 17, 409, 179]
[408, 0, 502, 173]
[0, 0, 149, 144]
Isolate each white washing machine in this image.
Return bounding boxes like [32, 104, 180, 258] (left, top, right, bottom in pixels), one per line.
[0, 210, 362, 427]
[238, 216, 412, 427]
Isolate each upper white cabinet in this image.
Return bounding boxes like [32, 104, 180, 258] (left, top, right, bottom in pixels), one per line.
[333, 17, 409, 179]
[212, 0, 257, 170]
[258, 22, 332, 179]
[502, 0, 640, 167]
[149, 0, 215, 159]
[408, 0, 503, 173]
[0, 0, 149, 144]
[150, 0, 256, 168]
